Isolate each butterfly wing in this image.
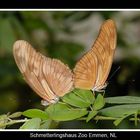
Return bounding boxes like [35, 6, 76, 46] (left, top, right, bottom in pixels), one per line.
[74, 19, 117, 91]
[13, 40, 73, 104]
[73, 49, 98, 90]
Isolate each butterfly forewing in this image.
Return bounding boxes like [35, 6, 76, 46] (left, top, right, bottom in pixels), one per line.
[74, 19, 117, 91]
[13, 40, 73, 105]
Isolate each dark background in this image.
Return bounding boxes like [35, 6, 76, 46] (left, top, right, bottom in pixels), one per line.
[0, 0, 139, 9]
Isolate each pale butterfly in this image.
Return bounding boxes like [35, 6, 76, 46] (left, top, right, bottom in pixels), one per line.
[73, 19, 117, 93]
[13, 40, 74, 106]
[13, 19, 116, 106]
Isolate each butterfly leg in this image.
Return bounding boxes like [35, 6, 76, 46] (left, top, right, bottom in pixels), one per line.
[41, 96, 59, 106]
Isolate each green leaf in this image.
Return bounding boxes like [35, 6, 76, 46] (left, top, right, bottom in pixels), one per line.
[20, 118, 41, 129]
[45, 103, 88, 121]
[74, 89, 95, 104]
[40, 120, 52, 129]
[86, 110, 98, 122]
[113, 113, 134, 126]
[99, 104, 140, 118]
[0, 114, 8, 120]
[62, 89, 95, 108]
[113, 117, 126, 126]
[0, 114, 8, 129]
[40, 120, 59, 129]
[93, 94, 105, 110]
[9, 112, 22, 118]
[105, 96, 140, 104]
[22, 109, 49, 120]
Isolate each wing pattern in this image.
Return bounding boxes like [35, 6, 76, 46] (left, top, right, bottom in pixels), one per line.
[74, 19, 117, 91]
[13, 40, 73, 105]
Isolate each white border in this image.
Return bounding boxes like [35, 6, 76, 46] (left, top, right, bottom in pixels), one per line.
[1, 129, 140, 131]
[0, 9, 140, 11]
[0, 9, 140, 131]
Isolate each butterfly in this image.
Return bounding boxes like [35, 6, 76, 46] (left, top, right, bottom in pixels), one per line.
[13, 19, 116, 106]
[73, 19, 117, 93]
[13, 40, 74, 106]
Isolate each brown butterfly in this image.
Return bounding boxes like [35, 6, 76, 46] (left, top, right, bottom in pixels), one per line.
[73, 19, 117, 92]
[13, 19, 116, 106]
[13, 40, 74, 106]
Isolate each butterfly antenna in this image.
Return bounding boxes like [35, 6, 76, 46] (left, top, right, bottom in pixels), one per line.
[108, 66, 120, 81]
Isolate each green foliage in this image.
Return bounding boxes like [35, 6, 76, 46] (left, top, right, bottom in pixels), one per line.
[8, 112, 22, 118]
[62, 89, 95, 108]
[0, 114, 9, 129]
[113, 113, 134, 126]
[105, 96, 140, 104]
[40, 120, 59, 129]
[1, 90, 140, 129]
[99, 104, 140, 118]
[0, 112, 23, 129]
[93, 94, 105, 111]
[20, 118, 41, 129]
[22, 109, 49, 120]
[86, 110, 98, 122]
[45, 102, 88, 121]
[21, 94, 140, 128]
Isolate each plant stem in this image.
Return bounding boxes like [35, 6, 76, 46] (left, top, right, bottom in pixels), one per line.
[77, 115, 116, 121]
[0, 118, 28, 128]
[78, 115, 140, 122]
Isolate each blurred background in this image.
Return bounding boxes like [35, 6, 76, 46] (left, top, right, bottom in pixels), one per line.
[0, 11, 140, 129]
